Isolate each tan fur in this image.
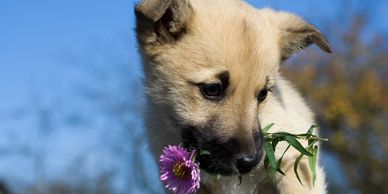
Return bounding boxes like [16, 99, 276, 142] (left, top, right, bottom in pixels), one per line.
[135, 0, 330, 193]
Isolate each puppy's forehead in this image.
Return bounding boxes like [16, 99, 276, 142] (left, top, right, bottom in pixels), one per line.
[170, 1, 279, 84]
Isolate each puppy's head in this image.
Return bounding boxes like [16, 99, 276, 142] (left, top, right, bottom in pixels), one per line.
[135, 0, 331, 175]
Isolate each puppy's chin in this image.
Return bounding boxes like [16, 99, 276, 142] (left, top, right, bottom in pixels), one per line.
[197, 154, 237, 175]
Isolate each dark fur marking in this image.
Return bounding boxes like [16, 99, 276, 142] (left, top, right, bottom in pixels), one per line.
[217, 71, 230, 92]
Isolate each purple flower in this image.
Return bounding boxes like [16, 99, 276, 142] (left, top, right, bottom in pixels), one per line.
[159, 145, 200, 194]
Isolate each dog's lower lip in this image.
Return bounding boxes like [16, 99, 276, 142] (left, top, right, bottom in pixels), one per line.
[199, 165, 236, 176]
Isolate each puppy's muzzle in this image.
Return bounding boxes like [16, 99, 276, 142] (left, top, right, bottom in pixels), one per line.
[235, 132, 264, 174]
[182, 128, 264, 175]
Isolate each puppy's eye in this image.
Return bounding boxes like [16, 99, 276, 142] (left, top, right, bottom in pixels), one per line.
[199, 83, 223, 100]
[257, 88, 269, 102]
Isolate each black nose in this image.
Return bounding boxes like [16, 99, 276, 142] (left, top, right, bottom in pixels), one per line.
[236, 155, 259, 174]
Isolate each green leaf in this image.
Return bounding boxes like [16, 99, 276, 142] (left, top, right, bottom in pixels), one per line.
[276, 145, 290, 176]
[264, 155, 269, 169]
[199, 150, 211, 155]
[262, 123, 275, 133]
[263, 141, 277, 176]
[308, 139, 318, 150]
[308, 145, 318, 186]
[284, 136, 313, 157]
[271, 138, 279, 150]
[261, 124, 327, 184]
[271, 132, 297, 139]
[276, 168, 285, 176]
[306, 125, 318, 136]
[294, 154, 304, 185]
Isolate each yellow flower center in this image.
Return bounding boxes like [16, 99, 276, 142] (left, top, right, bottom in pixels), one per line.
[173, 161, 190, 180]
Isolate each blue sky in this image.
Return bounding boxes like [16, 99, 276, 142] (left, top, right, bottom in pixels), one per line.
[0, 0, 387, 193]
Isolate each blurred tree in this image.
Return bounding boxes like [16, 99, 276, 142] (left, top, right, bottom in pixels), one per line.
[0, 38, 161, 194]
[0, 181, 12, 194]
[72, 40, 161, 194]
[26, 171, 114, 194]
[283, 15, 388, 194]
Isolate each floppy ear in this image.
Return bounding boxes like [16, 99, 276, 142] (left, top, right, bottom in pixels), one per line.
[135, 0, 193, 44]
[275, 12, 332, 60]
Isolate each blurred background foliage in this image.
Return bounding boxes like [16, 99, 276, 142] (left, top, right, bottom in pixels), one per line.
[0, 0, 387, 194]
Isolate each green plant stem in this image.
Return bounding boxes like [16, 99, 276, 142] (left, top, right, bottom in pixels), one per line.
[265, 134, 328, 142]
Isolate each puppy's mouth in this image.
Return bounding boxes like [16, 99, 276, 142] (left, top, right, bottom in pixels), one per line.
[181, 127, 263, 176]
[182, 129, 237, 175]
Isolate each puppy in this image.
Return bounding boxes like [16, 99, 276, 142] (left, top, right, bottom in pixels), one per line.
[135, 0, 331, 193]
